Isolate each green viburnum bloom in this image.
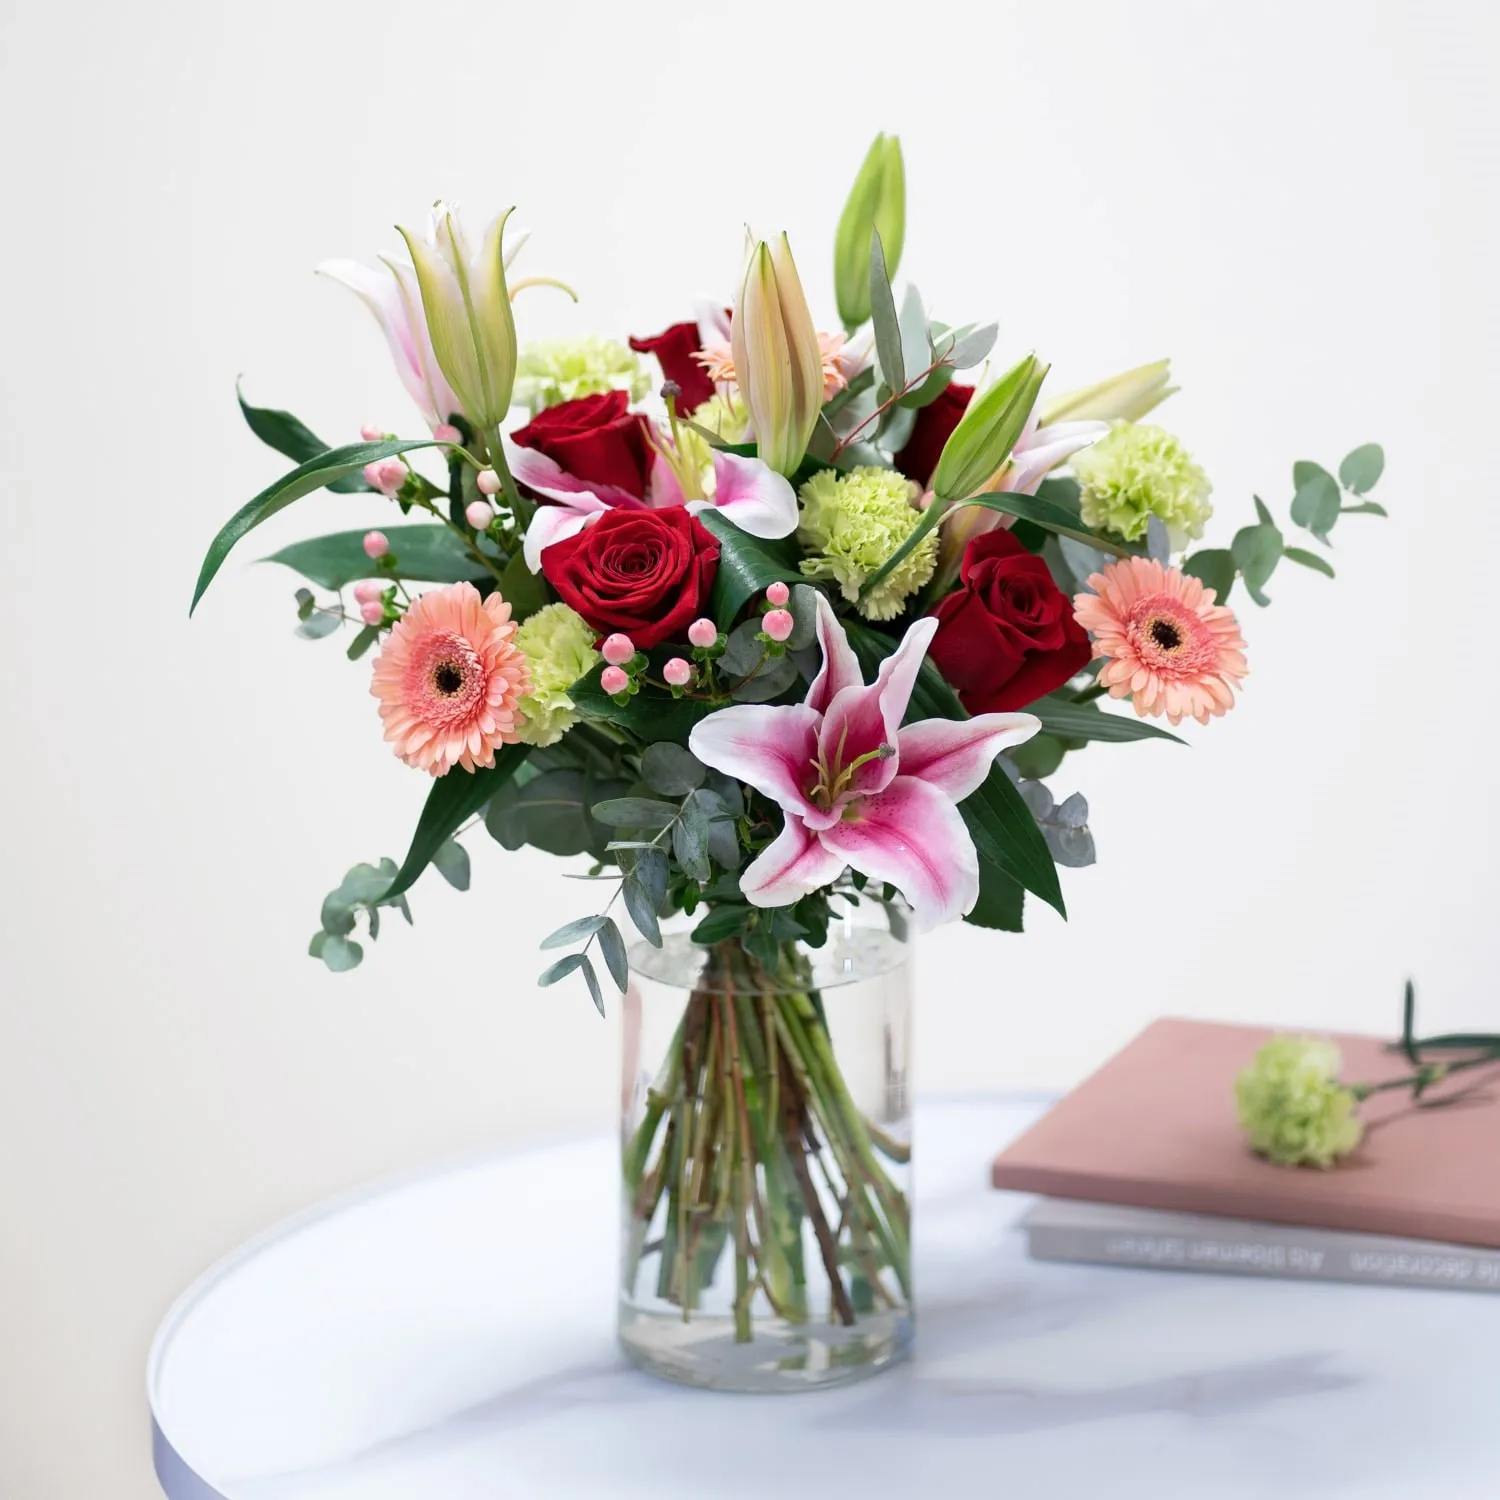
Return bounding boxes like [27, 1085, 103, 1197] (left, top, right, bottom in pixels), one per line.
[797, 466, 937, 621]
[1235, 1036, 1364, 1169]
[513, 336, 650, 414]
[1072, 421, 1213, 548]
[513, 603, 599, 747]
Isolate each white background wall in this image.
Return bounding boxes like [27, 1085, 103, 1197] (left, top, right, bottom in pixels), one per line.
[2, 1, 1496, 1495]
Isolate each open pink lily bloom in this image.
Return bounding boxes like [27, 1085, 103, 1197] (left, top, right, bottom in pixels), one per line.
[689, 596, 1039, 929]
[510, 437, 797, 571]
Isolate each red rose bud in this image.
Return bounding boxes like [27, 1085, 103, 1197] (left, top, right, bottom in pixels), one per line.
[511, 390, 655, 499]
[540, 507, 720, 650]
[629, 322, 717, 412]
[926, 529, 1090, 713]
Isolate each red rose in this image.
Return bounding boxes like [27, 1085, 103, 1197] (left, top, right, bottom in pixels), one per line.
[541, 507, 720, 649]
[893, 381, 974, 485]
[511, 391, 655, 499]
[926, 529, 1091, 713]
[629, 321, 717, 412]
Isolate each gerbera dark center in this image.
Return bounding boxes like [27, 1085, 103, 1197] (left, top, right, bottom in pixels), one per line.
[433, 660, 464, 695]
[1149, 617, 1183, 651]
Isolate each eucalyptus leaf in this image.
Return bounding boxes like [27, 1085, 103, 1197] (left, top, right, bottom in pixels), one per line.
[319, 934, 364, 973]
[1182, 548, 1236, 602]
[622, 871, 662, 946]
[640, 743, 705, 797]
[1283, 545, 1335, 578]
[486, 768, 618, 857]
[591, 797, 679, 829]
[896, 283, 931, 395]
[946, 322, 999, 370]
[1338, 443, 1384, 494]
[672, 799, 712, 883]
[540, 913, 606, 950]
[1341, 500, 1388, 517]
[720, 619, 766, 676]
[1146, 515, 1171, 565]
[786, 584, 820, 650]
[431, 838, 471, 892]
[538, 953, 586, 987]
[295, 611, 341, 640]
[579, 955, 606, 1017]
[1231, 522, 1284, 607]
[346, 625, 380, 661]
[1290, 465, 1340, 540]
[731, 651, 799, 702]
[596, 917, 630, 992]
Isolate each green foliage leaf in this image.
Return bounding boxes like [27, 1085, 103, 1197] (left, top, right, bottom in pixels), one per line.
[236, 384, 368, 493]
[538, 953, 586, 987]
[1231, 521, 1284, 607]
[569, 664, 717, 743]
[487, 769, 628, 857]
[265, 525, 489, 590]
[1290, 463, 1340, 541]
[622, 868, 663, 945]
[497, 547, 547, 623]
[384, 744, 530, 901]
[596, 917, 630, 992]
[295, 611, 341, 640]
[346, 625, 380, 660]
[1283, 545, 1336, 579]
[1006, 733, 1067, 781]
[691, 904, 752, 944]
[192, 439, 443, 613]
[868, 230, 904, 393]
[540, 914, 606, 949]
[431, 838, 471, 891]
[963, 862, 1025, 932]
[1032, 697, 1184, 745]
[318, 934, 364, 972]
[697, 509, 801, 628]
[1341, 500, 1388, 517]
[846, 621, 1064, 916]
[1338, 443, 1384, 494]
[1182, 548, 1236, 602]
[640, 743, 706, 797]
[579, 955, 606, 1017]
[591, 797, 678, 829]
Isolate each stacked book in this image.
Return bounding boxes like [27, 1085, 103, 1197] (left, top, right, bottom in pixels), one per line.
[992, 1018, 1500, 1292]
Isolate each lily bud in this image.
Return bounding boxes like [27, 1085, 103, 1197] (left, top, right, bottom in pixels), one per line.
[731, 234, 824, 477]
[833, 134, 906, 331]
[1040, 358, 1176, 426]
[397, 203, 519, 432]
[931, 353, 1048, 504]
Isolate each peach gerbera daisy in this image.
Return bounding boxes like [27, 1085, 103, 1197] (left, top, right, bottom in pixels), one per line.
[1073, 558, 1247, 726]
[370, 582, 530, 775]
[694, 332, 855, 401]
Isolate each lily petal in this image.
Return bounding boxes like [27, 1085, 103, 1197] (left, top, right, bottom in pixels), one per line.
[739, 817, 847, 909]
[688, 703, 823, 822]
[707, 450, 798, 538]
[504, 438, 643, 512]
[818, 774, 979, 930]
[818, 615, 937, 796]
[805, 593, 864, 717]
[897, 712, 1040, 801]
[521, 504, 593, 572]
[1001, 419, 1109, 496]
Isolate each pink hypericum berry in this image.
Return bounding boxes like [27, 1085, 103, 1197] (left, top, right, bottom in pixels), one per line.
[600, 665, 630, 695]
[663, 657, 693, 686]
[432, 423, 462, 444]
[687, 617, 718, 648]
[762, 608, 794, 643]
[476, 468, 502, 496]
[362, 531, 390, 560]
[766, 580, 791, 607]
[465, 500, 493, 531]
[352, 579, 384, 605]
[363, 457, 406, 496]
[359, 423, 385, 441]
[359, 599, 386, 626]
[601, 633, 635, 666]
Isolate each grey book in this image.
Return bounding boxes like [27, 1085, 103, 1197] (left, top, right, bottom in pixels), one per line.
[1023, 1197, 1500, 1293]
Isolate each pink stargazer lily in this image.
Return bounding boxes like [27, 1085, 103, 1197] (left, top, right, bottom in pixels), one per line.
[688, 596, 1040, 929]
[510, 437, 797, 572]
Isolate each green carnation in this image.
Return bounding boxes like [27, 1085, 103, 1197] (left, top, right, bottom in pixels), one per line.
[1072, 422, 1212, 548]
[797, 466, 936, 621]
[513, 603, 599, 747]
[1235, 1037, 1364, 1169]
[513, 337, 650, 414]
[688, 393, 751, 445]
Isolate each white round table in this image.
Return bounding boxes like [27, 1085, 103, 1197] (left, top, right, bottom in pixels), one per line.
[149, 1099, 1498, 1500]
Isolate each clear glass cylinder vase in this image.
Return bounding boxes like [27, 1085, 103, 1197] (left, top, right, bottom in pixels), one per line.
[619, 906, 912, 1392]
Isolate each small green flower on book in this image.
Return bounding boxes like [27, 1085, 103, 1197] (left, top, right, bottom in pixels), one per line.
[1235, 1036, 1364, 1169]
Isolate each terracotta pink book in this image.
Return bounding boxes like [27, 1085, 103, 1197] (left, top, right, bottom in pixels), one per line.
[992, 1018, 1500, 1249]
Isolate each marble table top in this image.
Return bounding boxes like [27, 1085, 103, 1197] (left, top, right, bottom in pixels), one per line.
[149, 1098, 1499, 1499]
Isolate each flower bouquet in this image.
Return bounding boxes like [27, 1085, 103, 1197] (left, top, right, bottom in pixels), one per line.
[192, 134, 1387, 1390]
